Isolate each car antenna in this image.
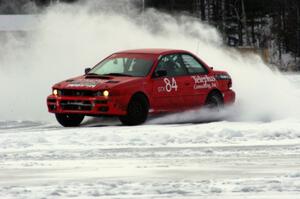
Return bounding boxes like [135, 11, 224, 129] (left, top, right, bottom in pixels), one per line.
[196, 39, 200, 55]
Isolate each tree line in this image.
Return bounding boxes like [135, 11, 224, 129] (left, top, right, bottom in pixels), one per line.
[146, 0, 300, 70]
[0, 0, 299, 69]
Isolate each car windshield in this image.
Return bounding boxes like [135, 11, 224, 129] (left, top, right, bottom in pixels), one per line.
[88, 53, 156, 77]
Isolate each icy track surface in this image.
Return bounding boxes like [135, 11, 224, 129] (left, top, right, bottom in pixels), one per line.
[1, 76, 300, 199]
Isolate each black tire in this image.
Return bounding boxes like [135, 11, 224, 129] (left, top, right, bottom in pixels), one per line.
[55, 114, 84, 127]
[119, 94, 149, 126]
[205, 92, 223, 110]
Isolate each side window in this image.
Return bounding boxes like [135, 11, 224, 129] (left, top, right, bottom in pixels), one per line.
[181, 54, 207, 74]
[127, 58, 153, 76]
[155, 54, 188, 77]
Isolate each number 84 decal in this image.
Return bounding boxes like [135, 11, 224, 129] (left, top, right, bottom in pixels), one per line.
[158, 78, 178, 92]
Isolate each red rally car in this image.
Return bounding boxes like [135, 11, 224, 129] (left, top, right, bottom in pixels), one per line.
[47, 49, 235, 126]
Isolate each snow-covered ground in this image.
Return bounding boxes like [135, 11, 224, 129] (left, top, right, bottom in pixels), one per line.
[0, 75, 300, 199]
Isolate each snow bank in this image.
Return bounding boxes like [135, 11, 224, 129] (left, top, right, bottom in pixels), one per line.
[1, 119, 300, 150]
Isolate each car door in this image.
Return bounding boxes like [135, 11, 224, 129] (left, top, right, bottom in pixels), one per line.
[181, 53, 216, 107]
[151, 54, 192, 112]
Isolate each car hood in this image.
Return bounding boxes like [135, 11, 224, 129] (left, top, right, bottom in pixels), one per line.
[53, 75, 143, 90]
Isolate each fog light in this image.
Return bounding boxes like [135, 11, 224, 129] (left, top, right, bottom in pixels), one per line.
[103, 90, 109, 97]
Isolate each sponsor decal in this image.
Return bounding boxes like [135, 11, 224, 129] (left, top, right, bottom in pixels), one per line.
[158, 78, 178, 92]
[67, 80, 101, 88]
[192, 75, 216, 89]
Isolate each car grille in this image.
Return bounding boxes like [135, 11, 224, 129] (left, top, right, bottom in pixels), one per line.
[60, 89, 95, 97]
[60, 100, 92, 111]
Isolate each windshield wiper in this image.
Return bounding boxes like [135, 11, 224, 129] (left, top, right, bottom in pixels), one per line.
[103, 73, 133, 77]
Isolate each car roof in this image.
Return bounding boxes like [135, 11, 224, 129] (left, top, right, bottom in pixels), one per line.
[115, 48, 191, 55]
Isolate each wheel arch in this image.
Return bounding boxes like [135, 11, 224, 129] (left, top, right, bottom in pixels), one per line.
[119, 91, 150, 126]
[130, 91, 150, 107]
[206, 89, 224, 103]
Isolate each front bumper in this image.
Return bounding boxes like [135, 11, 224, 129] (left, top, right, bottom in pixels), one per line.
[47, 95, 127, 116]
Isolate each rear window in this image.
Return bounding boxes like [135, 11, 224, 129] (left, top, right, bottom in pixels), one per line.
[181, 54, 207, 74]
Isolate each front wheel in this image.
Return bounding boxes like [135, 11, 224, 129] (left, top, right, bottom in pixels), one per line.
[55, 114, 84, 127]
[119, 95, 149, 126]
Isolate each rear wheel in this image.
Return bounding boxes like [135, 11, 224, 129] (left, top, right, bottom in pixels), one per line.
[119, 94, 149, 126]
[205, 92, 223, 110]
[55, 114, 84, 127]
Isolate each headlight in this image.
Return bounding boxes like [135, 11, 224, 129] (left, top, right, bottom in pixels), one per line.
[103, 90, 109, 97]
[53, 89, 58, 96]
[95, 91, 102, 96]
[94, 90, 110, 97]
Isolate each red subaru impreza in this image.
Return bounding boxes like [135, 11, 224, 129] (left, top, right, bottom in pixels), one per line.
[47, 49, 235, 126]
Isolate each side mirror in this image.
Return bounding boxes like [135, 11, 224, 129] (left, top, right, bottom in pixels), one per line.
[210, 66, 214, 70]
[85, 67, 91, 74]
[154, 70, 167, 78]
